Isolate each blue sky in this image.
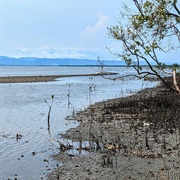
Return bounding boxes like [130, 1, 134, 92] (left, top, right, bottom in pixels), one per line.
[1, 0, 124, 60]
[0, 0, 179, 63]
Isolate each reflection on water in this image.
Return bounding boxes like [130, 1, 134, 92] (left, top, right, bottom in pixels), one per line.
[0, 67, 158, 179]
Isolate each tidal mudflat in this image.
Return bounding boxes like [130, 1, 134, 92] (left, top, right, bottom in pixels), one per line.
[47, 77, 180, 180]
[0, 66, 160, 179]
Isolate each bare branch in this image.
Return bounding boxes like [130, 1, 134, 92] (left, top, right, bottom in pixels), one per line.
[172, 0, 180, 15]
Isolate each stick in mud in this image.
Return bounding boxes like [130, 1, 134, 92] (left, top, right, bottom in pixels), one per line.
[44, 95, 54, 131]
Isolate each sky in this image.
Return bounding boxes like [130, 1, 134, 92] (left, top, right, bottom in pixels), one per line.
[0, 0, 124, 60]
[0, 0, 179, 63]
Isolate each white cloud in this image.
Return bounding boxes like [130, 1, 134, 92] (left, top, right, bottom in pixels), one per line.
[16, 48, 31, 55]
[37, 47, 86, 59]
[80, 11, 110, 40]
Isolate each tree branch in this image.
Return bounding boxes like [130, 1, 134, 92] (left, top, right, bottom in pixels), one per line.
[172, 0, 180, 15]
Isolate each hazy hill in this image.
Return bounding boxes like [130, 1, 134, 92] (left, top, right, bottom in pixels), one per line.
[0, 56, 125, 66]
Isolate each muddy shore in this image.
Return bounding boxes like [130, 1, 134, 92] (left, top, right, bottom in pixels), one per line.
[47, 77, 180, 180]
[0, 72, 118, 83]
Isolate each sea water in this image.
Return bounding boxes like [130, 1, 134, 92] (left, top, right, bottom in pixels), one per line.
[0, 66, 158, 179]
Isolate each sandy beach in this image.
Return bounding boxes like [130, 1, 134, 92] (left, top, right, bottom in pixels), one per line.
[47, 77, 180, 180]
[0, 72, 118, 83]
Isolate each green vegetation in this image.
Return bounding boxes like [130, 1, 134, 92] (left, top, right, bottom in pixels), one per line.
[108, 0, 180, 93]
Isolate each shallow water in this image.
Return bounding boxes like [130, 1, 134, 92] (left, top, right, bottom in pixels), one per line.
[0, 66, 120, 77]
[0, 66, 158, 179]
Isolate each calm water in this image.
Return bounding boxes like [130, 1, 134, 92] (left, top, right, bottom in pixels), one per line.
[0, 66, 119, 76]
[0, 66, 158, 179]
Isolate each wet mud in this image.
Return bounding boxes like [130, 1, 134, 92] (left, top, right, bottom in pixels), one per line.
[47, 77, 180, 180]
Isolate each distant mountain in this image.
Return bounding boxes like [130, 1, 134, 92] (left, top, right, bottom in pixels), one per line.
[0, 56, 125, 66]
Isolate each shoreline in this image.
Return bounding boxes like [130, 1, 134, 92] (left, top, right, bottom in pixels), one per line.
[47, 84, 180, 179]
[0, 72, 118, 83]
